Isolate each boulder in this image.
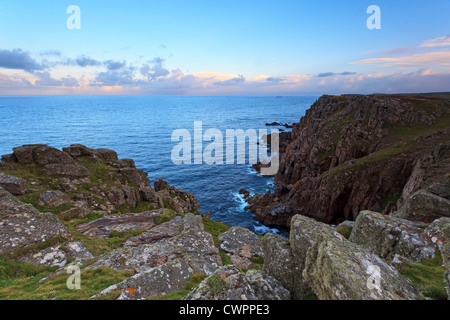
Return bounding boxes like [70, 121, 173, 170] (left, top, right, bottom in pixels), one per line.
[65, 241, 95, 260]
[95, 148, 118, 162]
[0, 173, 28, 195]
[41, 164, 91, 178]
[12, 145, 75, 165]
[349, 211, 436, 263]
[218, 226, 263, 269]
[118, 168, 150, 186]
[0, 187, 70, 255]
[245, 270, 291, 300]
[75, 210, 163, 238]
[140, 186, 157, 202]
[92, 259, 194, 300]
[261, 233, 298, 299]
[185, 265, 257, 300]
[393, 189, 450, 223]
[16, 245, 67, 268]
[105, 186, 126, 206]
[87, 227, 222, 275]
[289, 214, 340, 298]
[303, 231, 420, 300]
[37, 190, 71, 207]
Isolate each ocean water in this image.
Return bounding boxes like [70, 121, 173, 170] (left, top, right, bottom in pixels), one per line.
[0, 95, 318, 235]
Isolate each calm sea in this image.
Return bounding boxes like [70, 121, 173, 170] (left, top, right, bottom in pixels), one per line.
[0, 95, 318, 235]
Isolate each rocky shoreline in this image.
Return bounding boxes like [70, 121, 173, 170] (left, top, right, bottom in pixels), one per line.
[0, 93, 449, 300]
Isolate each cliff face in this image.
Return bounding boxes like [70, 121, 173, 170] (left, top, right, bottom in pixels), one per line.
[247, 94, 450, 226]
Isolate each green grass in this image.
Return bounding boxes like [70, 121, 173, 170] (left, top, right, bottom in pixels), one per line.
[202, 217, 230, 248]
[0, 266, 131, 300]
[399, 254, 447, 300]
[0, 257, 58, 288]
[154, 208, 181, 225]
[207, 274, 227, 295]
[148, 273, 207, 300]
[336, 225, 353, 240]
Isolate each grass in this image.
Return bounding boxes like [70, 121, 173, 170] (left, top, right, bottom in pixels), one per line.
[202, 217, 230, 248]
[148, 273, 207, 300]
[336, 225, 353, 240]
[154, 208, 180, 225]
[207, 274, 227, 295]
[399, 254, 447, 300]
[0, 266, 131, 300]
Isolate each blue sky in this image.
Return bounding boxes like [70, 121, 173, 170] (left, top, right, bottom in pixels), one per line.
[0, 0, 449, 94]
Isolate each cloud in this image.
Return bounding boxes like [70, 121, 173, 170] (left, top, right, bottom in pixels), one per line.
[104, 60, 126, 71]
[316, 72, 356, 77]
[420, 35, 450, 48]
[34, 71, 79, 87]
[40, 50, 62, 57]
[0, 49, 44, 72]
[140, 57, 170, 80]
[350, 51, 450, 68]
[73, 56, 102, 67]
[214, 75, 245, 86]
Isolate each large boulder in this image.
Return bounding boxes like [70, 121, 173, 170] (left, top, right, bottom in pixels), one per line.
[288, 214, 340, 299]
[0, 173, 28, 195]
[261, 233, 298, 298]
[245, 270, 291, 300]
[303, 231, 420, 300]
[218, 226, 263, 269]
[393, 189, 450, 223]
[0, 187, 70, 255]
[75, 210, 163, 238]
[349, 210, 436, 263]
[118, 168, 150, 187]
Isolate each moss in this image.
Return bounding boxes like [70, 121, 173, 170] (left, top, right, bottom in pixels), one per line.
[148, 273, 207, 300]
[202, 217, 230, 248]
[399, 254, 447, 300]
[337, 225, 353, 240]
[0, 266, 131, 300]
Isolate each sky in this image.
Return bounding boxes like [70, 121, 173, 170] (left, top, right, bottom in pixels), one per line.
[0, 0, 449, 95]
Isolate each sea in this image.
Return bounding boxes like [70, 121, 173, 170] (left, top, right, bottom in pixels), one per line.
[0, 95, 318, 235]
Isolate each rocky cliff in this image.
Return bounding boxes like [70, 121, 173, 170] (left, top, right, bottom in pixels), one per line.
[0, 143, 448, 300]
[247, 94, 450, 226]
